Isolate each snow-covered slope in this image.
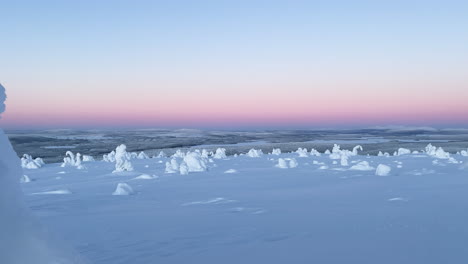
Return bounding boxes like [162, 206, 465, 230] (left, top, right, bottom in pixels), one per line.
[19, 141, 468, 264]
[0, 84, 83, 264]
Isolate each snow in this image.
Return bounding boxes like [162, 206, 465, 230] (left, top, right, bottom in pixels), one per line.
[213, 148, 227, 159]
[21, 154, 45, 169]
[246, 148, 263, 157]
[425, 144, 451, 159]
[349, 161, 374, 171]
[112, 183, 134, 195]
[113, 144, 134, 173]
[82, 155, 95, 162]
[137, 151, 150, 159]
[375, 164, 391, 176]
[182, 151, 208, 172]
[396, 148, 411, 156]
[61, 151, 86, 169]
[271, 148, 281, 155]
[296, 148, 309, 157]
[224, 169, 238, 174]
[0, 84, 81, 264]
[20, 174, 31, 183]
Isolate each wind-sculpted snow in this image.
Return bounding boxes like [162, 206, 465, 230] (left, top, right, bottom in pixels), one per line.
[375, 164, 391, 176]
[213, 148, 227, 159]
[21, 154, 45, 169]
[62, 151, 86, 169]
[247, 148, 263, 158]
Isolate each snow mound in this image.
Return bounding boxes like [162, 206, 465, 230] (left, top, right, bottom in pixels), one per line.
[271, 148, 281, 155]
[156, 151, 167, 158]
[395, 148, 411, 156]
[276, 158, 298, 169]
[349, 161, 374, 171]
[21, 154, 45, 169]
[61, 151, 86, 169]
[461, 149, 468, 157]
[213, 148, 227, 159]
[113, 145, 134, 173]
[224, 169, 237, 174]
[82, 155, 95, 162]
[33, 189, 72, 195]
[247, 149, 263, 158]
[112, 183, 134, 195]
[133, 174, 158, 180]
[137, 152, 149, 159]
[375, 164, 391, 176]
[296, 148, 309, 157]
[20, 174, 31, 183]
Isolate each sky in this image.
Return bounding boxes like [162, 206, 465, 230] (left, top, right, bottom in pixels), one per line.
[0, 0, 467, 129]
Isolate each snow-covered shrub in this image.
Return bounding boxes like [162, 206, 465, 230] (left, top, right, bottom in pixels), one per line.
[310, 149, 321, 157]
[324, 149, 331, 154]
[182, 151, 208, 172]
[156, 151, 167, 158]
[113, 145, 134, 173]
[21, 154, 45, 169]
[296, 148, 308, 157]
[172, 149, 185, 158]
[349, 161, 374, 171]
[213, 148, 227, 159]
[247, 149, 263, 158]
[112, 183, 134, 195]
[179, 163, 189, 175]
[103, 151, 116, 162]
[375, 164, 391, 176]
[165, 158, 179, 173]
[61, 151, 85, 169]
[461, 150, 468, 157]
[271, 148, 281, 155]
[201, 149, 210, 158]
[425, 144, 451, 159]
[396, 148, 411, 156]
[137, 152, 149, 159]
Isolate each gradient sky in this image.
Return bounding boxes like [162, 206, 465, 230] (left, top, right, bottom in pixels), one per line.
[1, 0, 467, 129]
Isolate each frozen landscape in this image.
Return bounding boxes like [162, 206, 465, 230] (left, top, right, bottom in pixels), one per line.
[16, 142, 468, 263]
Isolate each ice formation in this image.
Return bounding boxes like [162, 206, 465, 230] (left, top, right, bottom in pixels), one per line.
[375, 164, 391, 176]
[247, 149, 263, 158]
[21, 154, 45, 169]
[113, 145, 134, 173]
[213, 148, 227, 159]
[61, 151, 85, 169]
[112, 183, 134, 195]
[0, 84, 82, 263]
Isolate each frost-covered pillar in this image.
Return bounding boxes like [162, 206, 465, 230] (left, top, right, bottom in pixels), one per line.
[0, 84, 83, 264]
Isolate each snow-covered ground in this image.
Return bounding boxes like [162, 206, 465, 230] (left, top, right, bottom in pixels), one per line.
[20, 145, 468, 264]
